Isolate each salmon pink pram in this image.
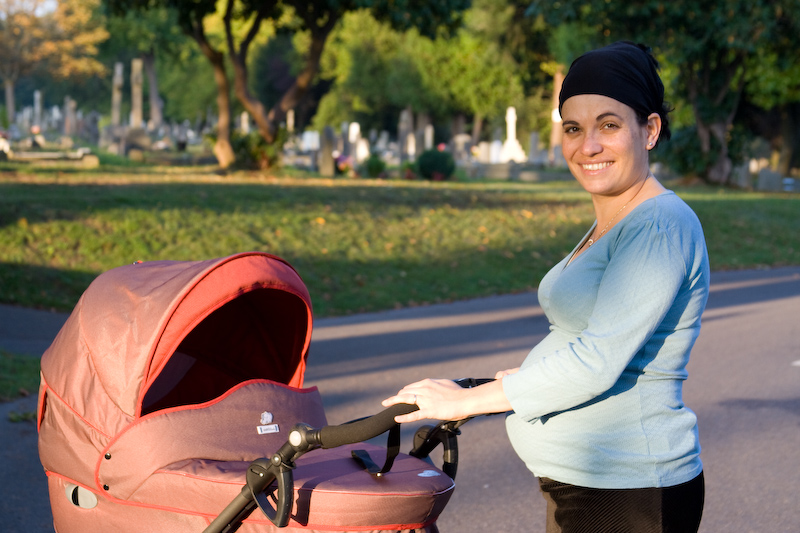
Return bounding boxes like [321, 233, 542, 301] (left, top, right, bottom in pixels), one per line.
[37, 252, 455, 532]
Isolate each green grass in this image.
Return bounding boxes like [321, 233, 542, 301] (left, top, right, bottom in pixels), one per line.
[0, 349, 40, 403]
[1, 164, 798, 318]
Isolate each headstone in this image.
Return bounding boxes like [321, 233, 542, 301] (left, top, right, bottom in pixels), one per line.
[33, 91, 42, 128]
[405, 132, 417, 161]
[453, 133, 472, 161]
[240, 111, 250, 134]
[63, 97, 77, 137]
[756, 168, 783, 191]
[551, 145, 566, 168]
[398, 108, 413, 162]
[355, 138, 370, 163]
[340, 122, 350, 156]
[301, 130, 320, 152]
[376, 131, 389, 151]
[286, 109, 295, 133]
[477, 141, 491, 164]
[424, 124, 434, 151]
[729, 164, 752, 189]
[319, 125, 336, 177]
[348, 122, 361, 149]
[490, 139, 503, 164]
[529, 131, 549, 165]
[130, 59, 144, 129]
[500, 107, 527, 163]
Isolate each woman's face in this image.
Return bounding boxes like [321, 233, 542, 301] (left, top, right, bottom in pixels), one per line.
[560, 94, 660, 198]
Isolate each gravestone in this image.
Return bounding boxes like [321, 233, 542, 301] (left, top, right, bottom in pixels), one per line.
[33, 91, 42, 129]
[476, 141, 491, 164]
[757, 168, 783, 191]
[490, 139, 503, 164]
[528, 132, 547, 165]
[500, 106, 526, 163]
[130, 59, 144, 129]
[301, 130, 320, 152]
[63, 97, 77, 137]
[286, 109, 295, 133]
[319, 125, 336, 177]
[398, 108, 413, 162]
[424, 124, 434, 151]
[453, 133, 472, 162]
[111, 62, 124, 132]
[340, 122, 350, 156]
[405, 132, 417, 161]
[348, 122, 362, 160]
[551, 145, 566, 168]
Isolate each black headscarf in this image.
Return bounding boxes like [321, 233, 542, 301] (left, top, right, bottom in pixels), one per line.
[558, 41, 665, 120]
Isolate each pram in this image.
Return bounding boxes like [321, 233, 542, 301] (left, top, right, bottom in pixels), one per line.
[37, 252, 470, 532]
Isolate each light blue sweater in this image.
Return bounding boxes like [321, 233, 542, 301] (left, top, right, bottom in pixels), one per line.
[503, 191, 709, 489]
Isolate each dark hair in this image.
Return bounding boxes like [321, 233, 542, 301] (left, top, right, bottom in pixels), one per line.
[560, 41, 672, 146]
[634, 45, 672, 145]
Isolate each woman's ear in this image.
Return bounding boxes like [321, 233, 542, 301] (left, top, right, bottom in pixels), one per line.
[646, 113, 661, 149]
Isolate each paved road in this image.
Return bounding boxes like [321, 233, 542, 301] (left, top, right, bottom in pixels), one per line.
[2, 266, 799, 532]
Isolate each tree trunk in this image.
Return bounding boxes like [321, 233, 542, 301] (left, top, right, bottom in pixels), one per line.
[548, 64, 565, 164]
[266, 17, 339, 144]
[776, 105, 796, 176]
[4, 79, 16, 125]
[471, 113, 483, 145]
[192, 26, 235, 169]
[142, 50, 163, 131]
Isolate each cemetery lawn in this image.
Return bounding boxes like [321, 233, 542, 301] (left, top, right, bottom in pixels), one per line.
[1, 164, 798, 317]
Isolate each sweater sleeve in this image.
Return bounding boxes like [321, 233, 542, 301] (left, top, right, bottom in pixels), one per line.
[502, 216, 688, 422]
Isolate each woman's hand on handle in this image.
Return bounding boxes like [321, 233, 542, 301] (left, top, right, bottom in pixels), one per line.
[382, 377, 513, 424]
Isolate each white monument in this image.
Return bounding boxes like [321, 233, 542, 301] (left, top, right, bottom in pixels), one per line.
[500, 107, 527, 163]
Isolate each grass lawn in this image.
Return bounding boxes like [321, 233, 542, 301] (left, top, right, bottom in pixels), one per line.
[1, 161, 799, 406]
[1, 162, 798, 317]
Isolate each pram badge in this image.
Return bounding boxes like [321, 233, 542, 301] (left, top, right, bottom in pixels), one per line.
[258, 411, 279, 434]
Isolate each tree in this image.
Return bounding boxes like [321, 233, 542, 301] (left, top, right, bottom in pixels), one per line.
[527, 0, 800, 184]
[105, 6, 185, 129]
[108, 0, 238, 168]
[113, 0, 470, 168]
[225, 0, 470, 147]
[1, 0, 107, 124]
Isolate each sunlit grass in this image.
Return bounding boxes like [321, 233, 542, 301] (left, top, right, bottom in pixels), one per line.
[1, 167, 798, 316]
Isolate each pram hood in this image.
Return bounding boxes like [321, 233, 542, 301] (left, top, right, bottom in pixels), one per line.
[39, 251, 313, 439]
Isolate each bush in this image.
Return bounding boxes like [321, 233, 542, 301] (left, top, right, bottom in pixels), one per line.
[417, 149, 455, 181]
[652, 125, 748, 179]
[362, 154, 387, 178]
[211, 128, 288, 170]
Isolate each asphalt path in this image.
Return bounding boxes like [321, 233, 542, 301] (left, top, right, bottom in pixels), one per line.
[2, 266, 799, 532]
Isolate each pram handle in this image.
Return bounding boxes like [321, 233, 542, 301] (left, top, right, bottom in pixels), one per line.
[311, 402, 419, 449]
[203, 403, 418, 532]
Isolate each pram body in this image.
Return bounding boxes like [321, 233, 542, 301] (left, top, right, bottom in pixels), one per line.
[38, 252, 454, 532]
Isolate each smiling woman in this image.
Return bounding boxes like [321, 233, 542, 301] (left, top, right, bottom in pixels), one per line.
[384, 41, 709, 533]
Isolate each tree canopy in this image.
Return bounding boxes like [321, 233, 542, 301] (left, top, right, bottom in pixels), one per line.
[0, 0, 107, 124]
[527, 0, 800, 184]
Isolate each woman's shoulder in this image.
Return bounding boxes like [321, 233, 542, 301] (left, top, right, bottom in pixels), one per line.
[627, 190, 702, 230]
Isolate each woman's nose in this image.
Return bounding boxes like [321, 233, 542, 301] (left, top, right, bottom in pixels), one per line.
[581, 131, 603, 156]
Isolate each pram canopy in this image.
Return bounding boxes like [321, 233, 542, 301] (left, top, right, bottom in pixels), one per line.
[38, 253, 314, 492]
[40, 251, 311, 426]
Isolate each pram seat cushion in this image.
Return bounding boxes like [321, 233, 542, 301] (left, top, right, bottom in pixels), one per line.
[136, 444, 454, 530]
